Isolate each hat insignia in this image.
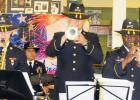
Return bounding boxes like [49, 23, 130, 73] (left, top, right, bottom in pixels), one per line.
[0, 17, 5, 23]
[129, 21, 132, 24]
[29, 44, 34, 47]
[127, 24, 133, 28]
[75, 7, 81, 12]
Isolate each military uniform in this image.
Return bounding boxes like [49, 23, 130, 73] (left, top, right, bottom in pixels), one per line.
[26, 60, 47, 92]
[46, 31, 103, 99]
[102, 45, 140, 100]
[0, 43, 28, 72]
[102, 19, 140, 100]
[26, 60, 46, 76]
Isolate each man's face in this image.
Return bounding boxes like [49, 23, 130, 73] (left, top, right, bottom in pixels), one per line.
[122, 34, 138, 49]
[0, 31, 11, 43]
[67, 18, 85, 30]
[25, 49, 36, 61]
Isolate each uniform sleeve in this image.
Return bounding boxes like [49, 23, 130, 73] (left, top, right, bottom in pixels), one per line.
[102, 52, 127, 79]
[46, 33, 64, 57]
[83, 33, 103, 64]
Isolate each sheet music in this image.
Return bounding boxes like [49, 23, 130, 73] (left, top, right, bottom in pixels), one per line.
[97, 78, 134, 100]
[65, 81, 95, 100]
[22, 72, 35, 95]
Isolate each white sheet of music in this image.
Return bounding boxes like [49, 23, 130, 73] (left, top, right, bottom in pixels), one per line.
[65, 81, 95, 100]
[97, 78, 134, 100]
[22, 72, 35, 95]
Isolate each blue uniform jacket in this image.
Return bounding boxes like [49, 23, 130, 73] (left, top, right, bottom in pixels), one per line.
[102, 45, 140, 100]
[46, 31, 103, 96]
[5, 43, 28, 72]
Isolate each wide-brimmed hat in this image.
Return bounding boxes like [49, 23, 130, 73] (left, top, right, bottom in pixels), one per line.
[62, 3, 90, 20]
[24, 42, 39, 52]
[116, 19, 140, 35]
[0, 14, 17, 32]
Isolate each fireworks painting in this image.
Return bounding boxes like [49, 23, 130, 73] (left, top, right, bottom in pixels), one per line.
[3, 14, 67, 74]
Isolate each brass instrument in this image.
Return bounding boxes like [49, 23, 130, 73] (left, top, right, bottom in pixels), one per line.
[130, 33, 140, 64]
[135, 47, 140, 64]
[65, 27, 79, 40]
[134, 43, 140, 64]
[0, 41, 7, 70]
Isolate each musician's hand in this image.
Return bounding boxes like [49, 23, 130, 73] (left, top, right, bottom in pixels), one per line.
[74, 34, 88, 45]
[122, 46, 137, 69]
[60, 35, 67, 46]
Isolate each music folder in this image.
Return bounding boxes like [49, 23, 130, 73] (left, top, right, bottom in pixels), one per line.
[0, 70, 35, 100]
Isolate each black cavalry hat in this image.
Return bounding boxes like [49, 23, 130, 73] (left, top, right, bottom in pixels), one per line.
[24, 42, 39, 52]
[62, 3, 90, 20]
[116, 19, 140, 35]
[0, 14, 17, 32]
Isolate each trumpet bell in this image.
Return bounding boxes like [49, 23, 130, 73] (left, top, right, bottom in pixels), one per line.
[65, 27, 78, 40]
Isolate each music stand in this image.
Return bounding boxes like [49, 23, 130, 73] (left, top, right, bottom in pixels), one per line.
[65, 81, 96, 100]
[65, 78, 134, 100]
[0, 70, 33, 100]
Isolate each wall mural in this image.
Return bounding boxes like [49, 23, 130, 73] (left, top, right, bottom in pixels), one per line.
[0, 14, 98, 74]
[1, 14, 68, 74]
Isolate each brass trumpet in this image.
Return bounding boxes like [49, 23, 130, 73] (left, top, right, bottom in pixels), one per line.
[135, 48, 140, 64]
[130, 39, 140, 64]
[65, 27, 79, 40]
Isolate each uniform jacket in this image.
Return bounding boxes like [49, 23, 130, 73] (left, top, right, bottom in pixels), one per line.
[46, 31, 103, 95]
[2, 43, 28, 72]
[102, 45, 140, 100]
[26, 60, 46, 76]
[26, 60, 46, 92]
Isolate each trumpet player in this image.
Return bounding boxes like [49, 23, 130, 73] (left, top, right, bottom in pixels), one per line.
[46, 3, 103, 100]
[0, 14, 27, 72]
[102, 19, 140, 100]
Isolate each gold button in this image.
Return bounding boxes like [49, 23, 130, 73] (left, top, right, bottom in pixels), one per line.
[73, 61, 76, 64]
[73, 46, 76, 49]
[131, 68, 134, 71]
[131, 75, 134, 78]
[72, 68, 76, 71]
[73, 53, 76, 56]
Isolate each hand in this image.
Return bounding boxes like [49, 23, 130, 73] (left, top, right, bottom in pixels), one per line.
[60, 35, 67, 46]
[74, 33, 88, 45]
[122, 46, 137, 69]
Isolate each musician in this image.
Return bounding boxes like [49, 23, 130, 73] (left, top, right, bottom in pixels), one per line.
[46, 3, 103, 100]
[102, 19, 140, 100]
[24, 42, 47, 92]
[0, 14, 27, 71]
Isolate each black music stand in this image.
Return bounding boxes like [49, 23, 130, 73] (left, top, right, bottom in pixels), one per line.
[0, 70, 33, 100]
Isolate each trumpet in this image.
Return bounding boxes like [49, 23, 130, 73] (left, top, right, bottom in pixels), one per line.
[135, 48, 140, 64]
[130, 42, 140, 64]
[65, 27, 79, 40]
